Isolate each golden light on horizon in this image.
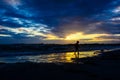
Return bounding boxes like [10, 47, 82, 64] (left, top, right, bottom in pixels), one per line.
[44, 34, 64, 40]
[43, 32, 110, 43]
[65, 32, 108, 40]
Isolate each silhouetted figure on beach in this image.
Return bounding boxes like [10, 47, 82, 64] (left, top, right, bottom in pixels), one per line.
[74, 41, 80, 58]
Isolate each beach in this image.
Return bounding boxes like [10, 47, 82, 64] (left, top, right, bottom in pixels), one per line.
[0, 45, 120, 80]
[0, 59, 120, 80]
[0, 62, 95, 80]
[0, 0, 120, 79]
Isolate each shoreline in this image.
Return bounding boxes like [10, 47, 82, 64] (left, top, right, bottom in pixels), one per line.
[0, 50, 95, 57]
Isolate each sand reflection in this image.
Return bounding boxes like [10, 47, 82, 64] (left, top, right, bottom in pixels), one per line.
[0, 51, 96, 63]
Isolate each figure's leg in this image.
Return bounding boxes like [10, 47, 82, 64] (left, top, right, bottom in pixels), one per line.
[77, 51, 80, 58]
[74, 51, 77, 58]
[74, 49, 78, 58]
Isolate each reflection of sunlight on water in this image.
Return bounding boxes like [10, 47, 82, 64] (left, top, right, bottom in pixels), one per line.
[0, 51, 97, 63]
[60, 51, 96, 63]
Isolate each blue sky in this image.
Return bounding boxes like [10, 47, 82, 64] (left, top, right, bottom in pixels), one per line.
[0, 0, 120, 44]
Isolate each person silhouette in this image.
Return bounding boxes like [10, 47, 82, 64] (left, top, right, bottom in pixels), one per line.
[74, 41, 80, 58]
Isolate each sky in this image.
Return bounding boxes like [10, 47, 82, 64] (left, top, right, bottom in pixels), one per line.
[0, 0, 120, 44]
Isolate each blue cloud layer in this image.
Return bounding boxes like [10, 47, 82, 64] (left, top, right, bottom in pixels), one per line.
[0, 0, 120, 44]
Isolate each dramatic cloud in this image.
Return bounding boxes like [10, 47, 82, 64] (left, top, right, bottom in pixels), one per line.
[0, 0, 120, 44]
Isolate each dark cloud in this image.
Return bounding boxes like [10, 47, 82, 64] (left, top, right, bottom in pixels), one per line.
[0, 0, 120, 43]
[96, 35, 120, 40]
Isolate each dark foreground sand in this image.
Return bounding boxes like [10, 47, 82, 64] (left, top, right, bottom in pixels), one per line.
[0, 60, 120, 80]
[0, 62, 96, 80]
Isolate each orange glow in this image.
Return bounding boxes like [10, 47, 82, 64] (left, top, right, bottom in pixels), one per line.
[65, 32, 108, 40]
[44, 32, 110, 43]
[45, 34, 63, 40]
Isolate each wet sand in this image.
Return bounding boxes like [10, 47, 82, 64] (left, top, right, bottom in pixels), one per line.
[0, 62, 99, 80]
[0, 60, 120, 80]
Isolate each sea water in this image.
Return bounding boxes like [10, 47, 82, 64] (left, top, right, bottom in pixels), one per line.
[0, 51, 97, 63]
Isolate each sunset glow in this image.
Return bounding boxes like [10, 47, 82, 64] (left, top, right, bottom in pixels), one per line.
[65, 32, 108, 40]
